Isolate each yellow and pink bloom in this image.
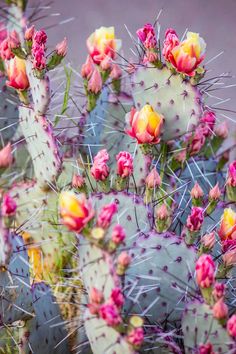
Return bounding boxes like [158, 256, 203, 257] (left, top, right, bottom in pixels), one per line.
[6, 57, 29, 91]
[136, 23, 157, 49]
[218, 208, 236, 241]
[125, 105, 163, 144]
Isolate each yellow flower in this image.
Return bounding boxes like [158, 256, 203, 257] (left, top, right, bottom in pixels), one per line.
[219, 208, 236, 240]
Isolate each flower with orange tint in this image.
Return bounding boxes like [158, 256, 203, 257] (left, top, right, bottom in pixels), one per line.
[163, 30, 206, 76]
[87, 26, 121, 64]
[125, 105, 163, 144]
[28, 247, 43, 282]
[59, 192, 94, 232]
[218, 208, 236, 241]
[6, 57, 29, 91]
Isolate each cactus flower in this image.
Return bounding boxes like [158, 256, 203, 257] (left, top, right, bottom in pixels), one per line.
[72, 174, 85, 189]
[200, 111, 216, 137]
[117, 251, 131, 267]
[87, 26, 121, 64]
[222, 249, 236, 267]
[32, 44, 46, 70]
[87, 67, 103, 94]
[214, 121, 228, 139]
[209, 183, 221, 200]
[125, 105, 163, 144]
[33, 30, 47, 46]
[111, 224, 126, 244]
[0, 143, 13, 168]
[59, 192, 94, 232]
[90, 287, 104, 304]
[81, 55, 94, 79]
[212, 282, 226, 301]
[91, 149, 110, 181]
[97, 203, 117, 229]
[127, 327, 144, 347]
[163, 29, 206, 76]
[110, 287, 124, 308]
[145, 168, 161, 188]
[227, 161, 236, 187]
[213, 298, 228, 320]
[189, 127, 206, 156]
[227, 315, 236, 337]
[25, 25, 35, 41]
[116, 151, 133, 178]
[99, 302, 122, 326]
[110, 63, 122, 80]
[55, 37, 67, 57]
[218, 208, 236, 241]
[198, 343, 214, 354]
[8, 30, 20, 50]
[136, 23, 157, 49]
[190, 182, 204, 199]
[195, 254, 215, 288]
[156, 204, 169, 220]
[186, 207, 204, 232]
[1, 193, 17, 216]
[0, 38, 14, 60]
[201, 232, 215, 250]
[6, 57, 29, 90]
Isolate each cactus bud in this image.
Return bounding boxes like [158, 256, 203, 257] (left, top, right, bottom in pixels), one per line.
[88, 68, 103, 94]
[213, 298, 228, 321]
[195, 254, 215, 289]
[212, 282, 226, 301]
[55, 37, 67, 57]
[227, 315, 236, 337]
[190, 182, 204, 206]
[81, 55, 94, 79]
[97, 203, 117, 229]
[145, 168, 161, 189]
[0, 143, 13, 169]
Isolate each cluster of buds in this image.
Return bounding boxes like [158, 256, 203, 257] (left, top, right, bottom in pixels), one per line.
[190, 181, 221, 214]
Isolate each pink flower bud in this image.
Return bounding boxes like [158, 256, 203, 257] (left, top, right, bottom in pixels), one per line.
[190, 182, 204, 199]
[213, 298, 228, 319]
[81, 55, 94, 79]
[227, 314, 236, 337]
[97, 203, 117, 229]
[56, 37, 67, 57]
[127, 327, 144, 347]
[222, 249, 236, 267]
[214, 121, 228, 139]
[186, 207, 204, 232]
[8, 30, 20, 49]
[227, 161, 236, 187]
[117, 251, 131, 267]
[145, 168, 161, 188]
[212, 282, 226, 301]
[33, 30, 47, 46]
[110, 287, 124, 308]
[88, 68, 103, 94]
[200, 111, 216, 137]
[189, 127, 206, 156]
[195, 254, 215, 288]
[209, 183, 221, 200]
[110, 64, 122, 80]
[111, 224, 126, 244]
[175, 148, 187, 163]
[162, 28, 179, 62]
[72, 174, 85, 188]
[25, 25, 35, 41]
[100, 56, 112, 71]
[90, 287, 104, 304]
[99, 303, 122, 326]
[0, 143, 13, 168]
[156, 204, 169, 220]
[116, 151, 133, 178]
[143, 51, 158, 64]
[91, 149, 110, 181]
[137, 23, 157, 49]
[32, 44, 46, 70]
[198, 343, 214, 354]
[201, 232, 215, 250]
[1, 193, 17, 216]
[0, 38, 14, 60]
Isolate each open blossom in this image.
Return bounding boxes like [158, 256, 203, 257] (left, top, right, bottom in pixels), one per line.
[213, 298, 228, 319]
[163, 29, 206, 76]
[0, 143, 13, 168]
[6, 57, 29, 90]
[127, 327, 144, 347]
[81, 55, 94, 79]
[145, 168, 161, 188]
[227, 315, 236, 337]
[214, 121, 228, 139]
[59, 192, 94, 232]
[91, 149, 109, 181]
[56, 37, 67, 56]
[201, 232, 215, 250]
[190, 182, 204, 199]
[87, 26, 121, 64]
[195, 254, 216, 288]
[218, 208, 236, 241]
[88, 68, 103, 94]
[125, 105, 163, 144]
[212, 282, 226, 301]
[227, 161, 236, 187]
[186, 207, 204, 232]
[111, 224, 126, 244]
[110, 288, 124, 308]
[116, 151, 133, 178]
[200, 111, 216, 137]
[1, 193, 17, 216]
[209, 183, 221, 200]
[136, 23, 157, 49]
[99, 302, 122, 326]
[97, 203, 117, 229]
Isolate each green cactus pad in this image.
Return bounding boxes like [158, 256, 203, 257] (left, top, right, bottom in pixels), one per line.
[131, 65, 203, 141]
[182, 301, 235, 353]
[19, 106, 62, 188]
